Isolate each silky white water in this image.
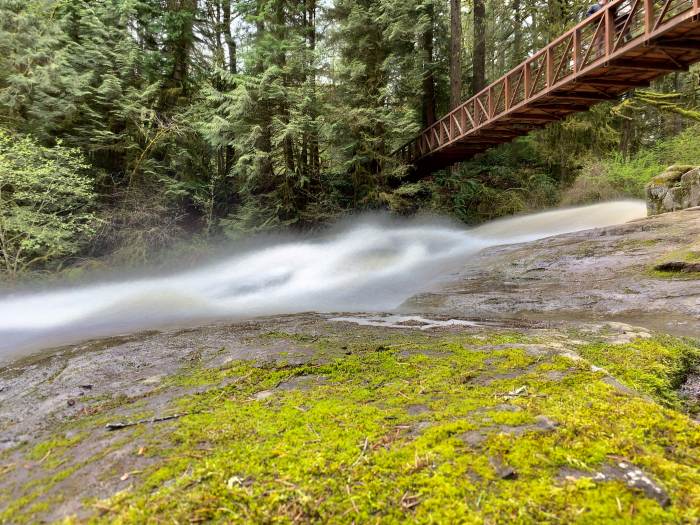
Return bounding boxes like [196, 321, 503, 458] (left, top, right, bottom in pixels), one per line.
[0, 201, 646, 360]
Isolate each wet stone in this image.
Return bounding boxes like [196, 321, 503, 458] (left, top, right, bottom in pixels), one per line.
[601, 376, 638, 396]
[406, 404, 430, 416]
[556, 460, 671, 507]
[556, 467, 592, 483]
[276, 375, 326, 392]
[533, 415, 559, 431]
[460, 415, 558, 449]
[604, 461, 671, 507]
[253, 390, 275, 401]
[543, 370, 569, 382]
[491, 404, 522, 413]
[460, 430, 487, 448]
[406, 421, 432, 439]
[679, 370, 700, 399]
[489, 455, 517, 480]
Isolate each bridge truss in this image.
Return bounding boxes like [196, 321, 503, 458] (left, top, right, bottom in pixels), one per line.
[397, 0, 700, 175]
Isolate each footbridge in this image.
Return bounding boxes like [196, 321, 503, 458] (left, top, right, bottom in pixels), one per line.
[397, 0, 700, 175]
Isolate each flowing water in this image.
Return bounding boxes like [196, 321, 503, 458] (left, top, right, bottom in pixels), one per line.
[0, 201, 647, 361]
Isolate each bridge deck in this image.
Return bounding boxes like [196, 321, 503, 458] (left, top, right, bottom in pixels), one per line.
[398, 0, 700, 176]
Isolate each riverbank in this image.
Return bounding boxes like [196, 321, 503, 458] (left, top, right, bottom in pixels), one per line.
[1, 208, 699, 523]
[405, 205, 700, 337]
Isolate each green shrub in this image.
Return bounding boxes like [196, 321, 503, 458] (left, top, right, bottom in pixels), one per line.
[0, 129, 98, 278]
[562, 124, 700, 204]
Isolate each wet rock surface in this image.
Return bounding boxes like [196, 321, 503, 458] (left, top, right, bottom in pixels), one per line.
[679, 369, 700, 403]
[460, 415, 559, 448]
[402, 207, 700, 337]
[1, 313, 698, 523]
[558, 460, 671, 507]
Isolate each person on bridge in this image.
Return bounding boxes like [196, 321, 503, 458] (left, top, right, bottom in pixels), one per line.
[586, 0, 608, 17]
[586, 0, 609, 59]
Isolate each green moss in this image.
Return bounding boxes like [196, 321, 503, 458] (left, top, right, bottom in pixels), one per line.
[0, 401, 150, 524]
[648, 247, 700, 280]
[167, 363, 233, 388]
[75, 333, 700, 524]
[5, 330, 700, 524]
[648, 269, 700, 281]
[578, 336, 700, 409]
[0, 489, 46, 524]
[663, 248, 700, 263]
[27, 433, 87, 468]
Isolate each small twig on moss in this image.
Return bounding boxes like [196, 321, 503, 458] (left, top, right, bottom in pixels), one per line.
[345, 484, 360, 514]
[105, 412, 192, 431]
[351, 437, 369, 467]
[36, 450, 51, 465]
[400, 491, 421, 510]
[306, 423, 321, 441]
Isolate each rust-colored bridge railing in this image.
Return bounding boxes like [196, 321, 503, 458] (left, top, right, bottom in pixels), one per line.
[397, 0, 700, 171]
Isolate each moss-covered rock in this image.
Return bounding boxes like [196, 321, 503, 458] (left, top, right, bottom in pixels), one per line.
[646, 165, 700, 216]
[2, 322, 699, 524]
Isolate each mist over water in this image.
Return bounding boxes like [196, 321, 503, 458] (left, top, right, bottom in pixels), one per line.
[0, 201, 646, 361]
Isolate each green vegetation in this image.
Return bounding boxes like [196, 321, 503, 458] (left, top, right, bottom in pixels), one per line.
[562, 124, 700, 205]
[0, 1, 698, 279]
[3, 329, 700, 523]
[648, 245, 700, 281]
[578, 336, 700, 410]
[0, 129, 97, 277]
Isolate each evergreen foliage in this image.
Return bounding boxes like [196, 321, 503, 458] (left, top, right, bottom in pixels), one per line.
[0, 0, 698, 277]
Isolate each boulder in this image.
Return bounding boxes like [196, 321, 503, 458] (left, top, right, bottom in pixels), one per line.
[646, 165, 700, 216]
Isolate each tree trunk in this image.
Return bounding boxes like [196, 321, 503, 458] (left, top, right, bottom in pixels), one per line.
[307, 0, 320, 178]
[473, 0, 486, 94]
[223, 0, 237, 74]
[450, 0, 462, 109]
[253, 19, 274, 188]
[547, 0, 564, 40]
[272, 1, 295, 176]
[167, 0, 197, 93]
[511, 0, 523, 68]
[421, 1, 437, 127]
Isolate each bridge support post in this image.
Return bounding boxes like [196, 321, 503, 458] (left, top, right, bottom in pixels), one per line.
[504, 76, 511, 111]
[644, 0, 653, 35]
[605, 9, 614, 57]
[524, 61, 532, 97]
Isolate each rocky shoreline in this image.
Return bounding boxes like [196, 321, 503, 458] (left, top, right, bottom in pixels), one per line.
[404, 206, 700, 337]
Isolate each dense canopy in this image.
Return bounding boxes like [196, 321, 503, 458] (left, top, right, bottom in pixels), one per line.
[0, 0, 698, 278]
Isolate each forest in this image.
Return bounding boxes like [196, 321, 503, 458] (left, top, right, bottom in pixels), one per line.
[0, 0, 699, 280]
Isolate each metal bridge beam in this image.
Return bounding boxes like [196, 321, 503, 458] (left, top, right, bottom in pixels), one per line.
[396, 0, 700, 175]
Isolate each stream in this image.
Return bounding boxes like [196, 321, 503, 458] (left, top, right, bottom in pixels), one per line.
[0, 201, 646, 362]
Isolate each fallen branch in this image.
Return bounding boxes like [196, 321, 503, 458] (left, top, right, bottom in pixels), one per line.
[105, 413, 191, 431]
